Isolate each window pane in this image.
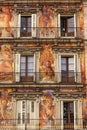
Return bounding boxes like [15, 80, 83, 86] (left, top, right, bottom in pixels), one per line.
[28, 17, 31, 32]
[28, 63, 34, 69]
[61, 65, 67, 71]
[21, 17, 26, 31]
[21, 64, 26, 70]
[21, 57, 26, 63]
[69, 57, 74, 70]
[28, 56, 34, 62]
[68, 17, 74, 32]
[61, 58, 66, 64]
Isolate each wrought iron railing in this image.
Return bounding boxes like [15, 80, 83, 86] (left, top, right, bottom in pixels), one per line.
[0, 72, 83, 83]
[0, 27, 83, 38]
[0, 119, 86, 130]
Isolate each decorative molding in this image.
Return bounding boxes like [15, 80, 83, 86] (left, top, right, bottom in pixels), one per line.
[52, 46, 84, 53]
[13, 46, 42, 54]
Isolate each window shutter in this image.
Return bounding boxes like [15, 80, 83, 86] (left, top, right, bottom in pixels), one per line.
[33, 53, 36, 81]
[15, 53, 20, 82]
[74, 54, 81, 83]
[58, 54, 61, 82]
[74, 13, 76, 37]
[58, 14, 60, 37]
[32, 14, 36, 37]
[17, 14, 21, 37]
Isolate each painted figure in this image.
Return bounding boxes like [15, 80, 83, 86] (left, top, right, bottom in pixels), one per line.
[0, 45, 13, 81]
[39, 6, 55, 38]
[39, 91, 56, 128]
[0, 6, 14, 37]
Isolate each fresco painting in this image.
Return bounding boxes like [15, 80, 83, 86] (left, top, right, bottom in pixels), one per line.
[83, 98, 87, 125]
[38, 6, 56, 38]
[40, 44, 55, 82]
[79, 4, 84, 38]
[0, 6, 14, 37]
[0, 89, 13, 125]
[39, 90, 56, 128]
[0, 44, 13, 82]
[80, 51, 85, 83]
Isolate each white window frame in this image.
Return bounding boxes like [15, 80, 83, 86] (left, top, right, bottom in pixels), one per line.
[57, 53, 81, 83]
[14, 53, 36, 82]
[59, 99, 82, 130]
[17, 14, 36, 38]
[58, 13, 76, 38]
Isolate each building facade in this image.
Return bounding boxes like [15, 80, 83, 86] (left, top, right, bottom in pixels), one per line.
[0, 0, 87, 130]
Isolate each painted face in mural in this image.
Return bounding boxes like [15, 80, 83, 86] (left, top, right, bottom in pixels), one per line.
[40, 44, 55, 82]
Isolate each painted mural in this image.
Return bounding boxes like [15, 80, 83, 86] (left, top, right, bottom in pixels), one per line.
[0, 6, 14, 37]
[0, 44, 13, 82]
[81, 51, 85, 83]
[39, 90, 56, 128]
[79, 4, 84, 38]
[40, 44, 55, 82]
[0, 89, 13, 125]
[83, 98, 87, 125]
[38, 6, 56, 38]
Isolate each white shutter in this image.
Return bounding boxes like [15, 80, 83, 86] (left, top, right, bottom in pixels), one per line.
[58, 14, 60, 37]
[17, 14, 21, 37]
[17, 101, 22, 125]
[57, 54, 61, 82]
[33, 53, 35, 82]
[32, 14, 36, 37]
[15, 53, 20, 82]
[74, 54, 77, 82]
[74, 13, 76, 37]
[74, 54, 81, 83]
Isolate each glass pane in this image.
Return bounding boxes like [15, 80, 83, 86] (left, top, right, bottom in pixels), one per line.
[28, 56, 34, 62]
[28, 69, 33, 72]
[28, 63, 34, 69]
[69, 57, 74, 70]
[21, 17, 26, 31]
[61, 58, 66, 64]
[69, 57, 74, 63]
[28, 17, 31, 32]
[61, 65, 66, 71]
[67, 17, 74, 32]
[21, 57, 26, 63]
[21, 64, 26, 70]
[69, 65, 74, 70]
[28, 72, 33, 76]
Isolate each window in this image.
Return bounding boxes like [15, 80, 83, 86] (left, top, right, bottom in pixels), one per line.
[20, 55, 34, 82]
[59, 14, 76, 37]
[20, 16, 31, 37]
[31, 101, 34, 112]
[61, 56, 74, 82]
[18, 14, 36, 37]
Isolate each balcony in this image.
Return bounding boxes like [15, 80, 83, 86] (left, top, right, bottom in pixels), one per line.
[0, 72, 82, 84]
[0, 118, 86, 130]
[0, 27, 83, 39]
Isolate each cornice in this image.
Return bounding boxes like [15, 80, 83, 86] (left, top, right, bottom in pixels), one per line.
[13, 46, 42, 53]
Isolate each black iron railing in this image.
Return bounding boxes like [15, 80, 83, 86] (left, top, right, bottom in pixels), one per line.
[0, 27, 83, 38]
[0, 119, 86, 130]
[0, 72, 82, 83]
